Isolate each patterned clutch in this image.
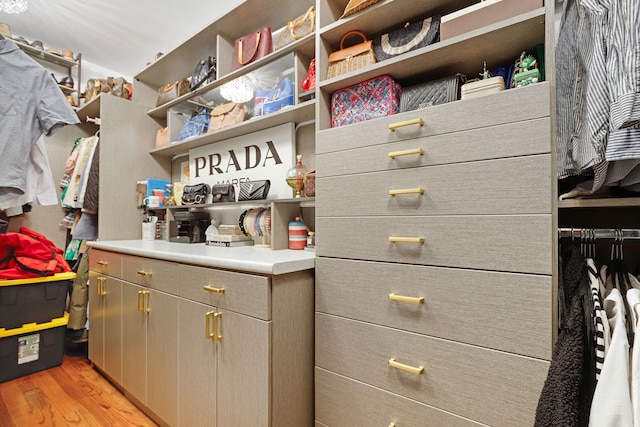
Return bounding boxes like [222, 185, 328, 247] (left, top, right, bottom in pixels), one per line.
[238, 180, 271, 201]
[400, 74, 466, 112]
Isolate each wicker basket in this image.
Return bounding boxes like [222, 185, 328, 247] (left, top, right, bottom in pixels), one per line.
[327, 30, 376, 79]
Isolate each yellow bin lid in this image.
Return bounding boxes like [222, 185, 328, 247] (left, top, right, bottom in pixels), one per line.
[0, 312, 69, 338]
[0, 271, 76, 287]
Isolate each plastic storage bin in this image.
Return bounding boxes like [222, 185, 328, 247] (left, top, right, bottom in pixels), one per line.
[0, 313, 68, 383]
[0, 272, 75, 329]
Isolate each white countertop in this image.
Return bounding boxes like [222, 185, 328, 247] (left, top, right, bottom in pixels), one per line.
[87, 240, 316, 275]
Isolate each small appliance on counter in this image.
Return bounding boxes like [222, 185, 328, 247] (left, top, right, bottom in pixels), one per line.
[169, 211, 210, 243]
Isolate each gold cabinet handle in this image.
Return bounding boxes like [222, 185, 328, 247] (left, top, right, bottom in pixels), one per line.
[388, 118, 424, 131]
[388, 188, 424, 196]
[205, 311, 215, 339]
[389, 424, 396, 427]
[137, 270, 152, 277]
[97, 260, 109, 266]
[138, 290, 150, 313]
[388, 293, 424, 304]
[213, 312, 222, 342]
[388, 236, 424, 244]
[97, 277, 107, 296]
[388, 148, 424, 159]
[203, 285, 225, 294]
[388, 358, 424, 375]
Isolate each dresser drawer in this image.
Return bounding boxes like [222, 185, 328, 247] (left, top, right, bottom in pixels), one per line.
[317, 154, 551, 217]
[88, 249, 122, 278]
[178, 264, 271, 320]
[318, 117, 551, 177]
[316, 258, 552, 359]
[316, 314, 549, 427]
[316, 215, 552, 275]
[317, 83, 551, 155]
[122, 254, 179, 295]
[315, 368, 484, 427]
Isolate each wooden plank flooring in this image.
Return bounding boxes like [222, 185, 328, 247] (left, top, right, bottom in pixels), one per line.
[0, 343, 158, 427]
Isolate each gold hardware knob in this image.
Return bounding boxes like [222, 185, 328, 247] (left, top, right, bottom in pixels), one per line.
[388, 236, 424, 244]
[137, 270, 152, 277]
[388, 358, 424, 375]
[388, 148, 424, 159]
[97, 260, 109, 266]
[388, 118, 424, 131]
[203, 285, 225, 294]
[388, 293, 424, 304]
[388, 188, 424, 196]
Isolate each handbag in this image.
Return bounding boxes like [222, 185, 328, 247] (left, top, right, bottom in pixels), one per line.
[262, 77, 295, 115]
[181, 183, 210, 205]
[178, 108, 210, 141]
[373, 16, 441, 62]
[301, 58, 316, 92]
[327, 30, 376, 79]
[275, 6, 315, 50]
[155, 127, 169, 148]
[189, 56, 217, 91]
[211, 183, 236, 203]
[208, 102, 248, 132]
[340, 0, 381, 18]
[303, 170, 316, 197]
[331, 75, 401, 127]
[232, 27, 273, 70]
[156, 77, 190, 107]
[83, 77, 132, 102]
[238, 180, 271, 201]
[400, 73, 466, 112]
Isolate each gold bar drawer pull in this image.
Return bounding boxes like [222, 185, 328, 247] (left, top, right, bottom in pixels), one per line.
[388, 236, 424, 244]
[388, 188, 424, 196]
[388, 358, 424, 375]
[97, 260, 109, 266]
[388, 293, 424, 304]
[388, 118, 424, 131]
[137, 270, 152, 277]
[203, 285, 225, 294]
[388, 148, 424, 159]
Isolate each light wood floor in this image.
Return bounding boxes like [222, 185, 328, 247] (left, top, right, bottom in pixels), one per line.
[0, 343, 158, 427]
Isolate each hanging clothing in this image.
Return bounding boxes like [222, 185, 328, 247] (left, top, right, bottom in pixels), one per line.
[587, 258, 607, 380]
[589, 288, 633, 426]
[0, 38, 79, 204]
[627, 288, 640, 427]
[535, 245, 593, 427]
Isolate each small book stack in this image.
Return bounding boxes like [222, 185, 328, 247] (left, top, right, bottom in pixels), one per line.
[206, 224, 254, 247]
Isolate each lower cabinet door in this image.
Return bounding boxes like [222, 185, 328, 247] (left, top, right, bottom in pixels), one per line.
[217, 309, 270, 427]
[121, 281, 147, 405]
[146, 289, 179, 426]
[178, 299, 217, 427]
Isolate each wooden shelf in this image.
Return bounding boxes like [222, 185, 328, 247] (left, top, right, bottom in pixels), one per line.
[559, 197, 640, 209]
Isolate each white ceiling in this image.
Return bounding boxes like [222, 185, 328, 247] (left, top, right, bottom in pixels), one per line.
[0, 0, 245, 77]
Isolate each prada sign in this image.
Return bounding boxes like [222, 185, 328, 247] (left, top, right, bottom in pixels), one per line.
[188, 123, 295, 200]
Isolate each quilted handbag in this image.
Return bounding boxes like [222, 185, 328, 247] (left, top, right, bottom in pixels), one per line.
[373, 16, 441, 62]
[327, 30, 376, 79]
[238, 180, 271, 201]
[331, 75, 401, 127]
[400, 73, 466, 112]
[177, 108, 210, 141]
[233, 27, 273, 70]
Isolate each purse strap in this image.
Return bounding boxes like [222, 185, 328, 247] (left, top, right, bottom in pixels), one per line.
[340, 30, 368, 49]
[238, 32, 261, 65]
[287, 6, 315, 40]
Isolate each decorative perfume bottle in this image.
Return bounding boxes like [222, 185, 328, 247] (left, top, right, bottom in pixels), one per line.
[286, 154, 308, 198]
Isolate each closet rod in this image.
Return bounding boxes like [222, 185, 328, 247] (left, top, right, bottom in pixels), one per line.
[558, 228, 640, 239]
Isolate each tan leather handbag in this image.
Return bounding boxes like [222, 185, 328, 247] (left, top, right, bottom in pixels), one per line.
[208, 102, 248, 132]
[156, 78, 189, 107]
